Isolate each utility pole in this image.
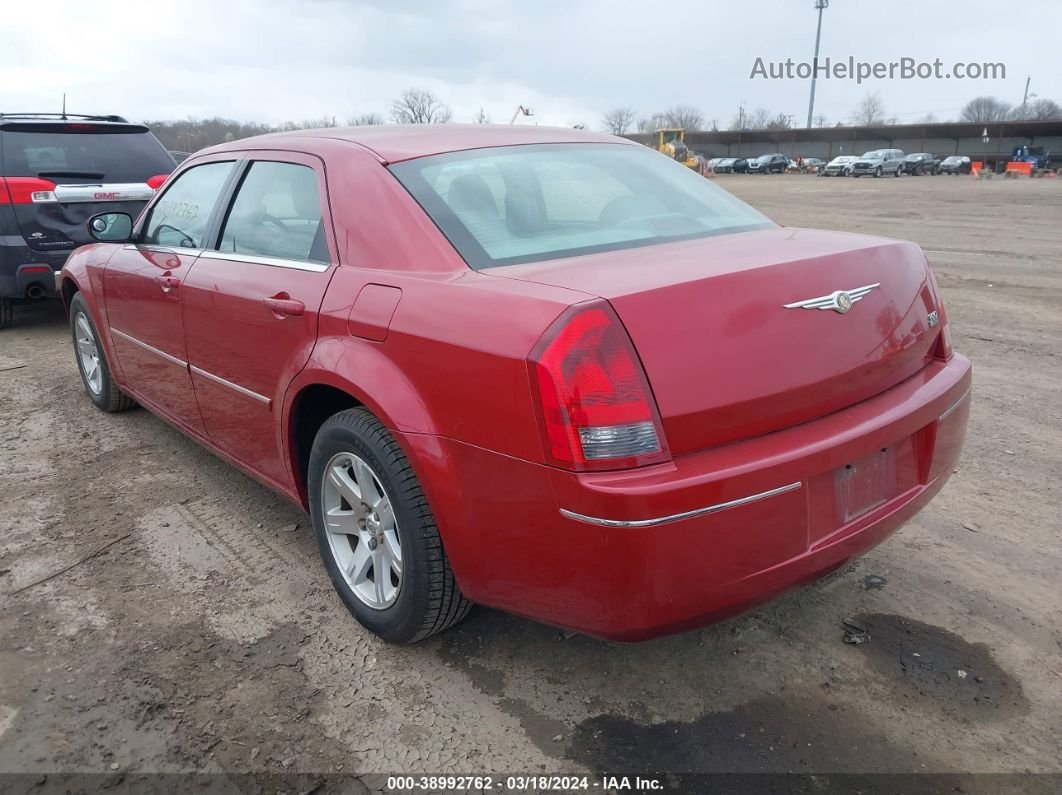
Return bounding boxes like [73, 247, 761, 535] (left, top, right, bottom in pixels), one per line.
[806, 0, 828, 129]
[1020, 76, 1034, 119]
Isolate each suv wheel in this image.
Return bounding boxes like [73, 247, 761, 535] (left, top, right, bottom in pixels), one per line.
[69, 293, 137, 412]
[0, 298, 12, 330]
[874, 166, 883, 178]
[308, 408, 473, 643]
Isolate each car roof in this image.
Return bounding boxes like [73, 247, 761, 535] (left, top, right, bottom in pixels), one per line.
[202, 124, 629, 164]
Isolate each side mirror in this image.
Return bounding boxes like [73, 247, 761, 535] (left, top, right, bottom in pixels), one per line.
[88, 212, 133, 243]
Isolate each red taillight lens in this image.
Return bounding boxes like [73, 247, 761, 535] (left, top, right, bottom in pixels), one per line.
[146, 174, 169, 190]
[529, 302, 670, 471]
[0, 177, 57, 204]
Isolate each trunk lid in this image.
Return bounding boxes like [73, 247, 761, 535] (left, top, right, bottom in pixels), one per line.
[497, 228, 942, 455]
[0, 122, 175, 254]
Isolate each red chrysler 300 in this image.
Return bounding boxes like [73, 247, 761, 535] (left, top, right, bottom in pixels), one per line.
[59, 125, 971, 643]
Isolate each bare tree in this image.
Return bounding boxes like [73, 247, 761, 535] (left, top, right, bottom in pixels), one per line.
[664, 104, 705, 130]
[390, 88, 452, 124]
[348, 112, 384, 126]
[637, 112, 669, 133]
[919, 113, 939, 124]
[852, 92, 886, 125]
[814, 114, 828, 128]
[746, 108, 772, 129]
[1019, 97, 1062, 120]
[765, 112, 793, 130]
[601, 107, 637, 135]
[474, 107, 491, 124]
[960, 96, 1011, 123]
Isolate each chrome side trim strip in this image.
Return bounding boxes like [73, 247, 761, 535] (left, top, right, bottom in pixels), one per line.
[110, 328, 187, 368]
[198, 250, 330, 273]
[939, 384, 972, 421]
[560, 481, 804, 528]
[190, 365, 271, 406]
[122, 244, 205, 256]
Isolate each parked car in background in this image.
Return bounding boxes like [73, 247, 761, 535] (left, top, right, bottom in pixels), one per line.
[748, 153, 788, 174]
[903, 153, 941, 176]
[802, 157, 826, 174]
[714, 157, 747, 174]
[0, 113, 175, 328]
[60, 125, 970, 644]
[939, 156, 972, 175]
[819, 155, 858, 177]
[850, 149, 905, 178]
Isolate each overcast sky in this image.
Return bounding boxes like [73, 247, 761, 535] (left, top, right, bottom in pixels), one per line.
[3, 0, 1060, 129]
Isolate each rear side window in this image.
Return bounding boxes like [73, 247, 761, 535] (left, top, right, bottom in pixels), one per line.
[0, 126, 175, 182]
[143, 162, 235, 248]
[218, 161, 327, 263]
[391, 143, 774, 270]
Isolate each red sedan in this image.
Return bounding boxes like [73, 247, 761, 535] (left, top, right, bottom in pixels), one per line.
[59, 125, 971, 643]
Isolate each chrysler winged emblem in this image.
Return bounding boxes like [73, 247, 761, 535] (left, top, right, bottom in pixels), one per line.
[783, 283, 880, 315]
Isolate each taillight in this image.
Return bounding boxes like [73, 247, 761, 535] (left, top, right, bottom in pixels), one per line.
[924, 259, 954, 361]
[933, 316, 954, 360]
[0, 177, 57, 204]
[146, 174, 169, 190]
[529, 302, 670, 471]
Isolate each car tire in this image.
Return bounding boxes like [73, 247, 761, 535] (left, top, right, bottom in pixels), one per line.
[0, 297, 12, 330]
[69, 292, 137, 413]
[874, 167, 883, 178]
[894, 167, 901, 177]
[308, 407, 473, 643]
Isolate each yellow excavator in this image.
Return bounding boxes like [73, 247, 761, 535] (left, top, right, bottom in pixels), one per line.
[654, 128, 705, 173]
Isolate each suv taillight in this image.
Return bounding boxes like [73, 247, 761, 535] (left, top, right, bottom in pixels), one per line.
[147, 174, 169, 190]
[529, 302, 670, 471]
[0, 177, 57, 204]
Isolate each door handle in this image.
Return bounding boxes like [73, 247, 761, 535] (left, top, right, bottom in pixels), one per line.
[155, 274, 180, 292]
[263, 294, 305, 317]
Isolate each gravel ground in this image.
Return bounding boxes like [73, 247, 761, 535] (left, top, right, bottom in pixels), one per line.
[0, 173, 1059, 791]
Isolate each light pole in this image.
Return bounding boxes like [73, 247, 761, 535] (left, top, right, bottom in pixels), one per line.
[806, 0, 829, 129]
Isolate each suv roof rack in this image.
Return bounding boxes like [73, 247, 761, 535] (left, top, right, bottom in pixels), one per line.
[0, 113, 129, 123]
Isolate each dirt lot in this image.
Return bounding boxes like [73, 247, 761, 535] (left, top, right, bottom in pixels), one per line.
[1, 174, 1060, 791]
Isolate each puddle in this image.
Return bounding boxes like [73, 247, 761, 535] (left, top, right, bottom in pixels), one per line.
[567, 696, 920, 775]
[853, 614, 1028, 720]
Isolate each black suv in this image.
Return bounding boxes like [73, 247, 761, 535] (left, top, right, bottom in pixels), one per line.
[902, 153, 941, 176]
[747, 153, 788, 174]
[0, 114, 175, 328]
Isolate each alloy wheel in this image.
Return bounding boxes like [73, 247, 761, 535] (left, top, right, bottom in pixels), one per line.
[321, 451, 402, 609]
[75, 312, 103, 395]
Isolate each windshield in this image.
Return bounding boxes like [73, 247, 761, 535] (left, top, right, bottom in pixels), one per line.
[0, 125, 175, 182]
[861, 150, 884, 159]
[943, 157, 962, 163]
[390, 143, 775, 270]
[905, 153, 928, 160]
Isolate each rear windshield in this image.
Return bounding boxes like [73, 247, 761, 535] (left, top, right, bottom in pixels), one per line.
[0, 125, 175, 183]
[389, 143, 774, 269]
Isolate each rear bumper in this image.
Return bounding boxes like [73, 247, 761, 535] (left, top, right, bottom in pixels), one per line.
[407, 354, 972, 641]
[0, 241, 68, 299]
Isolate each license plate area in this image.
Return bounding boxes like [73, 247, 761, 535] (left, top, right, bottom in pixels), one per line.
[835, 447, 897, 523]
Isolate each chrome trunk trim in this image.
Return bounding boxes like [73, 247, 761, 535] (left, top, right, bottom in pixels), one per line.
[560, 481, 804, 528]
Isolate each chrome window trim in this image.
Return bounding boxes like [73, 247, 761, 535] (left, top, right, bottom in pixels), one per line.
[122, 244, 205, 256]
[559, 481, 803, 528]
[939, 384, 972, 421]
[198, 250, 331, 273]
[110, 328, 187, 368]
[190, 365, 271, 406]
